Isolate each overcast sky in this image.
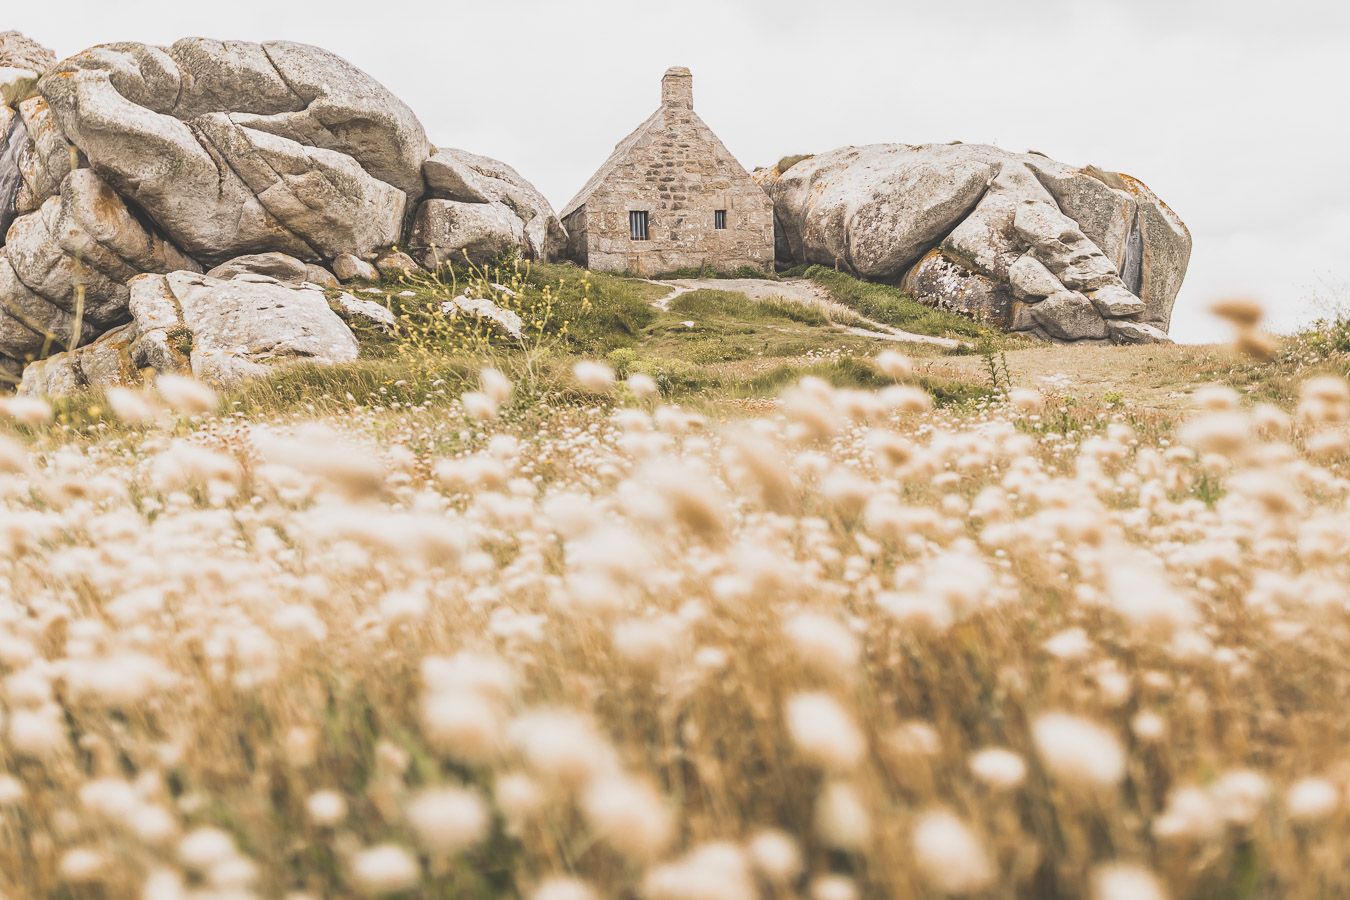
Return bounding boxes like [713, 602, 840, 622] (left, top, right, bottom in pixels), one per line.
[12, 0, 1350, 342]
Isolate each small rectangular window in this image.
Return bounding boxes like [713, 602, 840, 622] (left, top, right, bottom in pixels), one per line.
[714, 210, 727, 230]
[629, 211, 649, 241]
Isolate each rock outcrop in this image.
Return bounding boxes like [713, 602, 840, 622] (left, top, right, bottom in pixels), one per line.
[758, 144, 1190, 343]
[36, 39, 430, 265]
[0, 33, 565, 394]
[0, 31, 56, 73]
[20, 267, 362, 395]
[412, 148, 566, 267]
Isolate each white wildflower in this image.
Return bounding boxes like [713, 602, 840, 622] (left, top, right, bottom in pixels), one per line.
[406, 786, 490, 855]
[911, 808, 995, 894]
[350, 844, 420, 895]
[1032, 712, 1126, 788]
[573, 360, 615, 392]
[786, 692, 867, 771]
[969, 747, 1027, 790]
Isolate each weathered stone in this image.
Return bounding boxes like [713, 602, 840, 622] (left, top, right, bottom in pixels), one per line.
[207, 252, 309, 284]
[562, 68, 773, 275]
[760, 142, 1191, 343]
[125, 273, 189, 376]
[409, 199, 525, 268]
[1107, 319, 1172, 344]
[1008, 299, 1040, 332]
[17, 350, 79, 396]
[332, 253, 378, 282]
[441, 293, 522, 339]
[1030, 292, 1110, 341]
[1027, 159, 1135, 271]
[423, 151, 493, 203]
[0, 105, 21, 239]
[37, 39, 423, 266]
[1119, 175, 1191, 329]
[374, 249, 422, 279]
[14, 96, 79, 214]
[333, 292, 395, 330]
[17, 322, 139, 397]
[127, 271, 359, 386]
[901, 248, 1011, 326]
[1088, 284, 1146, 318]
[1010, 200, 1079, 248]
[0, 32, 55, 73]
[241, 41, 430, 201]
[1007, 254, 1061, 300]
[0, 255, 97, 364]
[761, 144, 998, 280]
[2, 169, 199, 347]
[424, 148, 566, 261]
[304, 265, 339, 289]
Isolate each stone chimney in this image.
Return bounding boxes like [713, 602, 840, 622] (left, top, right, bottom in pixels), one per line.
[661, 67, 693, 110]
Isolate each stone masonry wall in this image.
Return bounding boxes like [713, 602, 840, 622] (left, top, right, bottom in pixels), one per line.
[573, 71, 773, 275]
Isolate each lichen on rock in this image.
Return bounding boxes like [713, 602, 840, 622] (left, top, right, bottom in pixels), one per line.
[758, 143, 1191, 344]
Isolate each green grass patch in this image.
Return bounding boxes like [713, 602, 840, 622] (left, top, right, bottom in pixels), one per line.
[775, 153, 815, 173]
[801, 265, 992, 340]
[361, 259, 666, 360]
[668, 289, 827, 326]
[639, 289, 861, 367]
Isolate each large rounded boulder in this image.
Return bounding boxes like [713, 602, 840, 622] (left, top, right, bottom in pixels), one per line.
[758, 144, 1191, 343]
[36, 38, 432, 265]
[412, 147, 567, 267]
[0, 34, 566, 390]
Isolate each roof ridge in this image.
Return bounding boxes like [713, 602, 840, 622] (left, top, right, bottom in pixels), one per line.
[559, 107, 664, 219]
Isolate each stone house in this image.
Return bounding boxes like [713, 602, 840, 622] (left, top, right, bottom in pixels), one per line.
[561, 68, 774, 275]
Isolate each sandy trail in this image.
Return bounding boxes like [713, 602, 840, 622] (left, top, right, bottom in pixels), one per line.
[646, 277, 965, 348]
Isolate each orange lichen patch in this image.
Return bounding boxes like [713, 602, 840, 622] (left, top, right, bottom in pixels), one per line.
[1116, 172, 1187, 225]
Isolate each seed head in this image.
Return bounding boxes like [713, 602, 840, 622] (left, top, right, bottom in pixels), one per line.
[815, 780, 871, 851]
[786, 692, 866, 771]
[1091, 862, 1168, 900]
[875, 350, 914, 380]
[306, 790, 348, 827]
[1032, 712, 1126, 788]
[350, 844, 420, 895]
[406, 786, 490, 855]
[1286, 777, 1340, 823]
[155, 375, 217, 416]
[573, 360, 615, 392]
[911, 808, 995, 894]
[969, 747, 1027, 790]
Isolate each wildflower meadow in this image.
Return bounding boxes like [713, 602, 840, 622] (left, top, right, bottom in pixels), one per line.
[0, 303, 1347, 899]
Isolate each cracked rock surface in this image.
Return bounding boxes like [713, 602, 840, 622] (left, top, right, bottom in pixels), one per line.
[0, 34, 565, 391]
[19, 269, 362, 396]
[414, 147, 567, 266]
[36, 39, 429, 265]
[757, 143, 1191, 344]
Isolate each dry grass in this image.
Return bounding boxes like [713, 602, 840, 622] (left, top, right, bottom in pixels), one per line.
[2, 307, 1350, 898]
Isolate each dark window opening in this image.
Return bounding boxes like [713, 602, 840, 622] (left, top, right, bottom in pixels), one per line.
[629, 210, 649, 241]
[714, 209, 727, 230]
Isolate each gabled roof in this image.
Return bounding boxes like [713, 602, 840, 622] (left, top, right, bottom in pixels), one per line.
[560, 107, 665, 219]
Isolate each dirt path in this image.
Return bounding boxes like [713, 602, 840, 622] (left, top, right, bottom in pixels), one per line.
[647, 277, 965, 349]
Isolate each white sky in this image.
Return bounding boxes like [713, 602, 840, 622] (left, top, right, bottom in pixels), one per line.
[12, 0, 1350, 342]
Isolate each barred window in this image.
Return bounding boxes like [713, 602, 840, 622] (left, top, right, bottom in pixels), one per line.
[714, 209, 727, 230]
[629, 211, 649, 241]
